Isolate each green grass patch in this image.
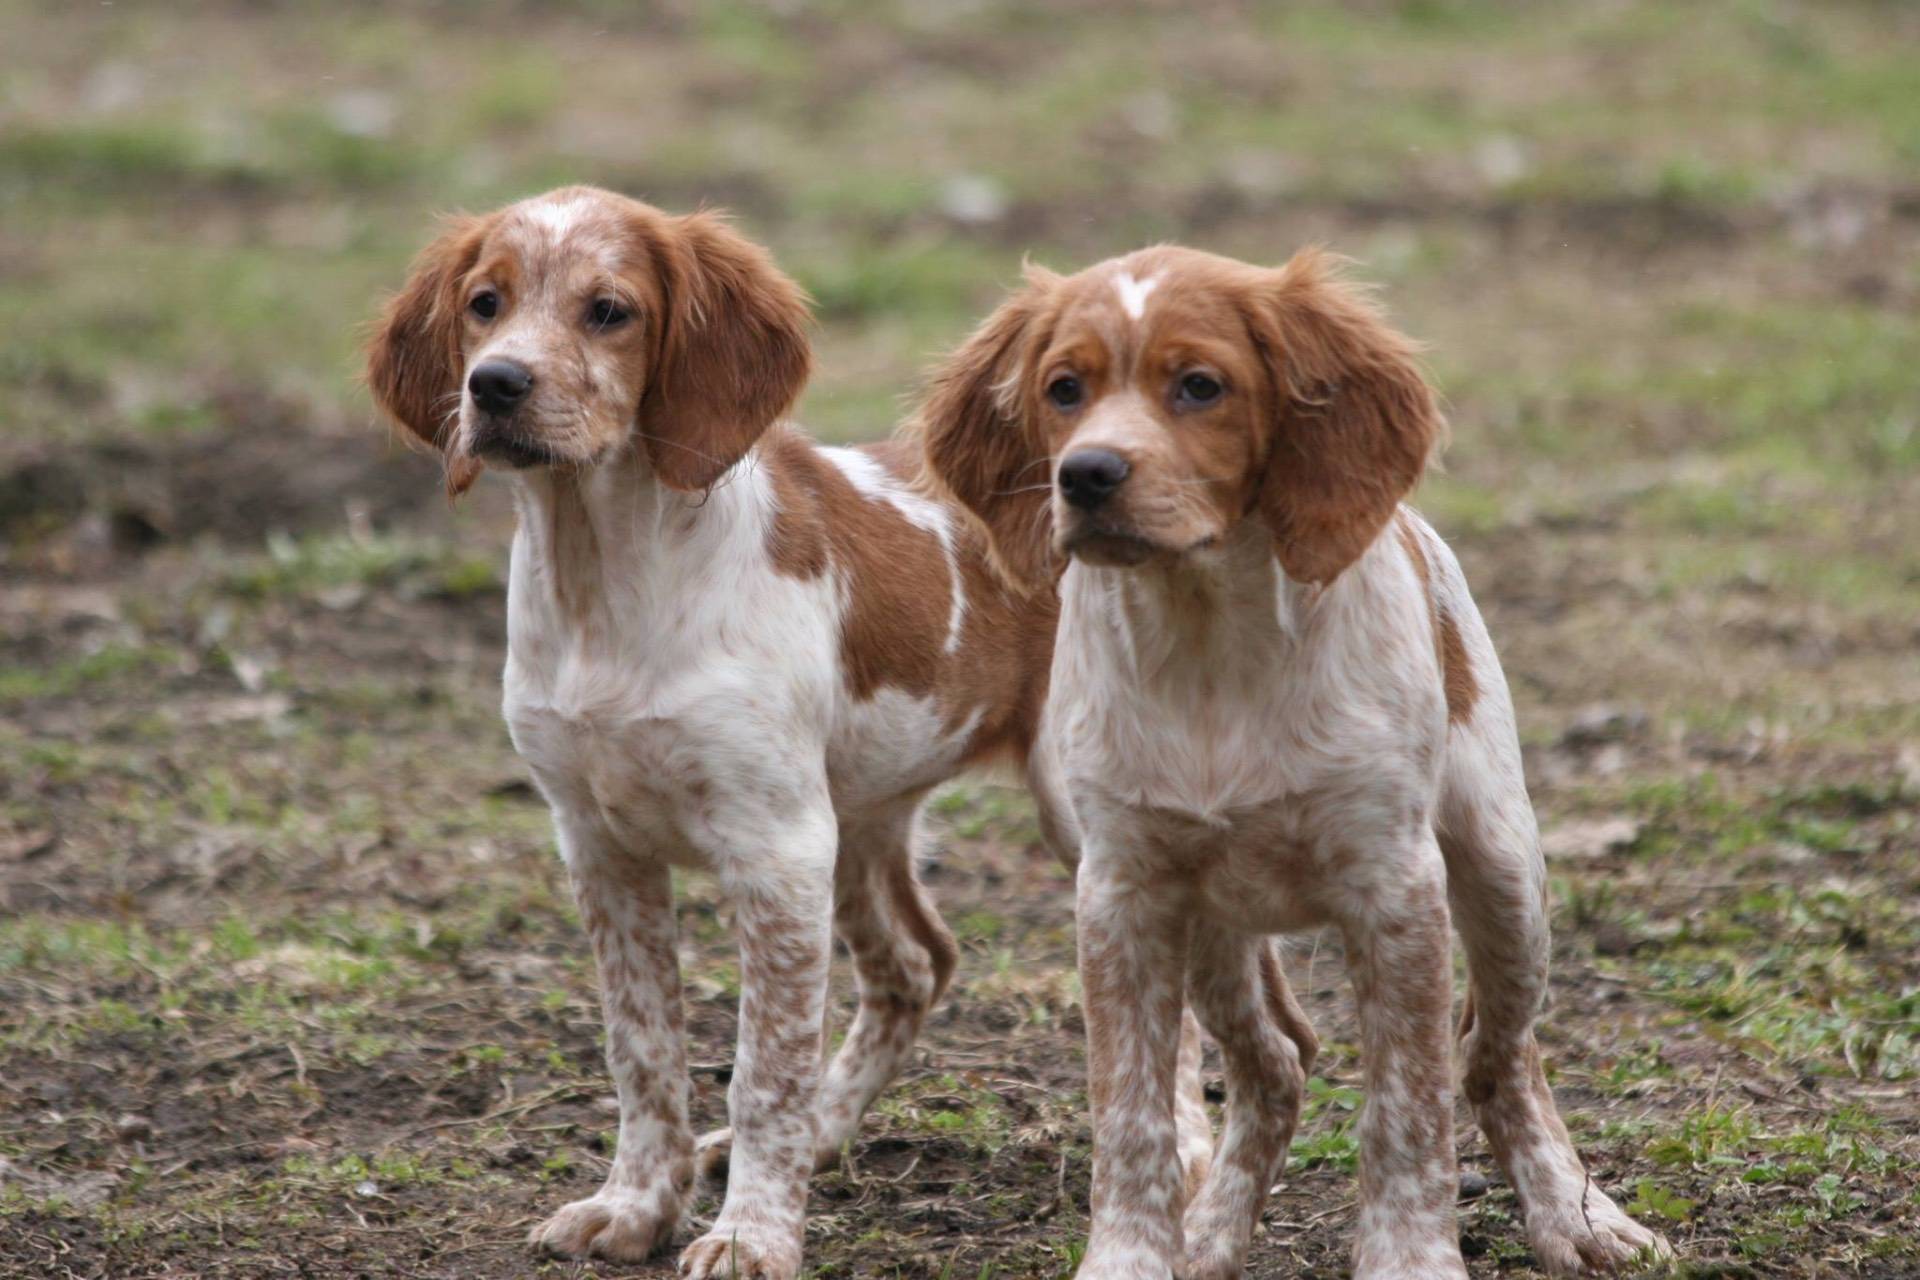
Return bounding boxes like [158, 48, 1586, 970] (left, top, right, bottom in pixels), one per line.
[0, 644, 176, 704]
[222, 531, 499, 602]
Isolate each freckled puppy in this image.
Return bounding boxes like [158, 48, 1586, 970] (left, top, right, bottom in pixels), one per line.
[918, 246, 1668, 1280]
[367, 185, 1071, 1279]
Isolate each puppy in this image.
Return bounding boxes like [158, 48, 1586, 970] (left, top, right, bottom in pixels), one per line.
[368, 186, 1080, 1278]
[917, 245, 1667, 1279]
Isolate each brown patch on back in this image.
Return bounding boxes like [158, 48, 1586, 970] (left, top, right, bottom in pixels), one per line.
[870, 434, 1059, 762]
[944, 512, 1060, 765]
[762, 428, 1057, 763]
[764, 435, 831, 579]
[1437, 603, 1478, 726]
[761, 430, 945, 700]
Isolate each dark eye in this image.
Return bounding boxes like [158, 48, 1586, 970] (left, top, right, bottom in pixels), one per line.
[1178, 372, 1223, 405]
[469, 290, 499, 320]
[1047, 375, 1084, 409]
[589, 299, 630, 329]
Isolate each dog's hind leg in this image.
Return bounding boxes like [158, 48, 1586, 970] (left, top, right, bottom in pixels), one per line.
[697, 798, 957, 1179]
[813, 801, 959, 1162]
[1436, 621, 1669, 1277]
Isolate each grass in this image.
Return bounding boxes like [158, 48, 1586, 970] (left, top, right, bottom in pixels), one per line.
[219, 530, 500, 603]
[2, 1, 1915, 461]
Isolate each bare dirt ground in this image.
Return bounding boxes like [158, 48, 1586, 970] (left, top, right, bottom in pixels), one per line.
[5, 396, 1916, 1279]
[4, 3, 1918, 1277]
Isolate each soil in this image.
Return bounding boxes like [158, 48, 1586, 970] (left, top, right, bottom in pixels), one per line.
[2, 423, 1915, 1279]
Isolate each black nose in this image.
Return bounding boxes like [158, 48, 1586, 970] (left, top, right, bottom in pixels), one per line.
[1057, 449, 1131, 510]
[468, 360, 534, 414]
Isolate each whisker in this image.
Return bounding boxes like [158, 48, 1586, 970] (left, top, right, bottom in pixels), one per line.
[632, 429, 726, 469]
[433, 397, 462, 447]
[631, 427, 750, 505]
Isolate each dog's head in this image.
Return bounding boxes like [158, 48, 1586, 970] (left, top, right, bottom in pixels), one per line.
[367, 186, 811, 495]
[917, 245, 1441, 586]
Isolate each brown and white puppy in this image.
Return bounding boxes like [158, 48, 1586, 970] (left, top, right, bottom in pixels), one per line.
[919, 245, 1668, 1280]
[368, 186, 1084, 1279]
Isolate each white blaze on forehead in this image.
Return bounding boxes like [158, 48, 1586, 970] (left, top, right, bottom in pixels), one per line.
[520, 195, 590, 242]
[507, 195, 624, 284]
[1113, 270, 1163, 321]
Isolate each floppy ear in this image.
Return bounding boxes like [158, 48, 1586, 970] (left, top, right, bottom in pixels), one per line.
[1245, 249, 1442, 585]
[638, 211, 813, 491]
[914, 270, 1060, 589]
[366, 214, 492, 497]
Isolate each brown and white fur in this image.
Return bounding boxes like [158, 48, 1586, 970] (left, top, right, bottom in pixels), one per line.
[367, 187, 1241, 1277]
[917, 245, 1668, 1280]
[366, 185, 1057, 1278]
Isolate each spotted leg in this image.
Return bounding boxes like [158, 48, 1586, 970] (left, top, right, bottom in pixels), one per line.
[530, 816, 692, 1263]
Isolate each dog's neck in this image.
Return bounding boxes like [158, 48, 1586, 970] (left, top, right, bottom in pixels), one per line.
[1066, 518, 1320, 678]
[505, 441, 762, 636]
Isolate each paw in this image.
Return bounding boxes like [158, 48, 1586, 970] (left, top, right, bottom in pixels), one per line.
[1353, 1261, 1468, 1280]
[1353, 1236, 1469, 1280]
[1180, 1194, 1255, 1280]
[679, 1221, 803, 1280]
[1180, 1242, 1246, 1280]
[1074, 1249, 1176, 1280]
[1181, 1213, 1258, 1279]
[529, 1185, 679, 1262]
[1527, 1185, 1672, 1277]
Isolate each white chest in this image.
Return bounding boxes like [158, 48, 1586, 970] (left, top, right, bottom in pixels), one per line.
[1048, 534, 1442, 828]
[495, 466, 845, 856]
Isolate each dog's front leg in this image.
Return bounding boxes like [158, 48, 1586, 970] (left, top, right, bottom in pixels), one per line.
[680, 807, 835, 1280]
[1343, 838, 1469, 1280]
[1075, 849, 1192, 1280]
[531, 815, 692, 1262]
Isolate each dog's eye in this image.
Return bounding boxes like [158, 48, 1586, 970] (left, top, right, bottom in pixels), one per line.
[469, 290, 499, 320]
[1047, 375, 1084, 409]
[589, 299, 630, 329]
[1178, 372, 1223, 405]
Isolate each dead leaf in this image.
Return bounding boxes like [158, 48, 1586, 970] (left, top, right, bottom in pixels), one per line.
[0, 828, 57, 862]
[0, 1156, 119, 1209]
[1540, 816, 1642, 861]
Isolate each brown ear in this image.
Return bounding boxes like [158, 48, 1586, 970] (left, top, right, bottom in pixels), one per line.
[914, 269, 1060, 589]
[1246, 249, 1442, 585]
[638, 211, 813, 491]
[366, 213, 493, 497]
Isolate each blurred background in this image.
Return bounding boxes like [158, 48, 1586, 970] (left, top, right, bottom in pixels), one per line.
[2, 3, 1916, 1277]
